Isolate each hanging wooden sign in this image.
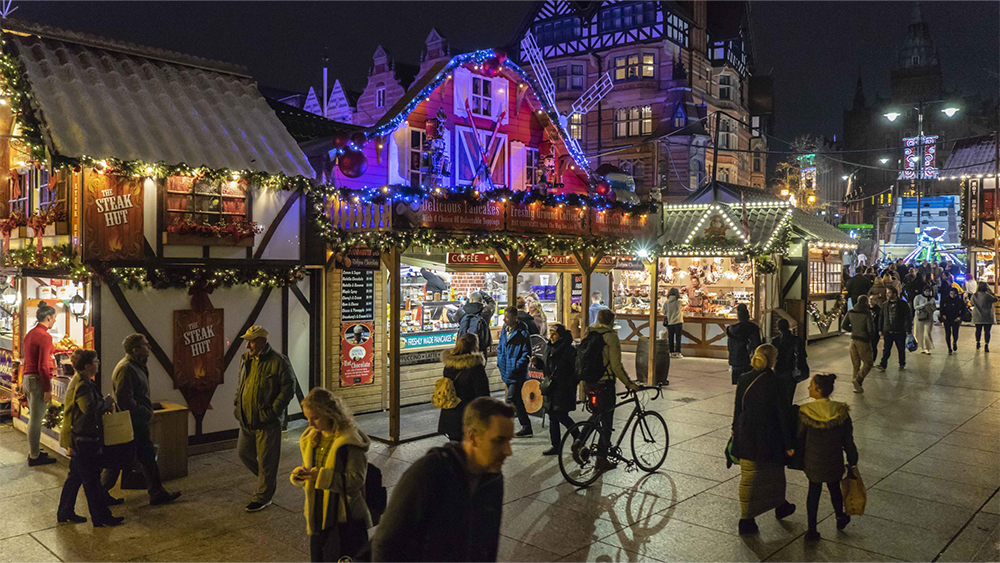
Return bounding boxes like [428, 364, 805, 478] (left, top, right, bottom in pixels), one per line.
[172, 309, 225, 394]
[83, 174, 144, 261]
[507, 202, 588, 235]
[591, 209, 655, 239]
[393, 199, 504, 231]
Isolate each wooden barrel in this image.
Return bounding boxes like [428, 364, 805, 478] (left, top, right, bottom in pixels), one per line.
[635, 336, 670, 385]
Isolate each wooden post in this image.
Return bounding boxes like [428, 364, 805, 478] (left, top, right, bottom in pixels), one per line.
[646, 257, 659, 386]
[382, 248, 402, 443]
[573, 250, 604, 333]
[495, 246, 532, 314]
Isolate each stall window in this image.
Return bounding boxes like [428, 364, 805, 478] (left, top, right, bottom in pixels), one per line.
[525, 148, 544, 187]
[408, 129, 429, 189]
[6, 168, 68, 222]
[471, 77, 493, 117]
[809, 256, 843, 294]
[164, 176, 249, 231]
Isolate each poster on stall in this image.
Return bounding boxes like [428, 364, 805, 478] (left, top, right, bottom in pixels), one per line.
[0, 348, 13, 390]
[172, 309, 225, 393]
[83, 326, 95, 351]
[341, 322, 374, 386]
[83, 174, 144, 261]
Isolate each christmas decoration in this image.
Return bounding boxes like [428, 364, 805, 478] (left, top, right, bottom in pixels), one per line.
[338, 149, 368, 178]
[807, 296, 844, 331]
[420, 109, 451, 188]
[480, 56, 502, 77]
[2, 245, 87, 278]
[96, 265, 307, 291]
[349, 131, 367, 151]
[166, 217, 261, 242]
[42, 403, 63, 429]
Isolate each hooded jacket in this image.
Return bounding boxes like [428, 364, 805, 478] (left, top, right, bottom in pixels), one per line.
[458, 302, 493, 352]
[437, 350, 490, 439]
[370, 441, 503, 562]
[972, 290, 998, 325]
[662, 294, 683, 326]
[879, 298, 913, 334]
[497, 321, 531, 383]
[291, 425, 372, 536]
[726, 315, 761, 368]
[939, 292, 968, 323]
[539, 327, 577, 414]
[843, 301, 876, 342]
[796, 398, 859, 483]
[585, 323, 630, 385]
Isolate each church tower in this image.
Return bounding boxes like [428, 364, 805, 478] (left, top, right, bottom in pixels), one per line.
[890, 2, 943, 103]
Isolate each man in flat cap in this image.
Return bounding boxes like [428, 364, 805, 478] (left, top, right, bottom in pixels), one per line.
[234, 325, 295, 512]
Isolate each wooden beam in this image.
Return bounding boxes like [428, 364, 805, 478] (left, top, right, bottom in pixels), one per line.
[253, 189, 303, 260]
[385, 247, 402, 443]
[646, 258, 659, 386]
[572, 250, 605, 332]
[105, 282, 175, 378]
[222, 287, 273, 373]
[289, 283, 311, 313]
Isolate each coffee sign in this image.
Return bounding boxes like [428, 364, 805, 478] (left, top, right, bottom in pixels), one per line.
[83, 173, 144, 261]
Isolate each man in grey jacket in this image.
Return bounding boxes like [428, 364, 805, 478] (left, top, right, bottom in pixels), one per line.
[101, 333, 181, 505]
[234, 325, 295, 512]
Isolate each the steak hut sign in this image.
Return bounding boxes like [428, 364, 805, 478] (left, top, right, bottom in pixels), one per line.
[182, 322, 217, 357]
[95, 188, 135, 226]
[173, 309, 224, 391]
[83, 174, 144, 260]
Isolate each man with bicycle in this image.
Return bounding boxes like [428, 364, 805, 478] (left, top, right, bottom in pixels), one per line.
[580, 309, 640, 470]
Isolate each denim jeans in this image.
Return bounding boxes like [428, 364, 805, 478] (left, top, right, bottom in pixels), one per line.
[23, 374, 46, 459]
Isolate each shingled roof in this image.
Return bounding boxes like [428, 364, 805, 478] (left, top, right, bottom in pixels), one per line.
[6, 22, 314, 178]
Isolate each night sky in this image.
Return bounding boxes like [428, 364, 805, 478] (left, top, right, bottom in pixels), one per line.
[12, 1, 999, 145]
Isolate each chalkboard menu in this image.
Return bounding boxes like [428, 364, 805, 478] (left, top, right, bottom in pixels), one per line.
[342, 270, 375, 321]
[571, 274, 583, 304]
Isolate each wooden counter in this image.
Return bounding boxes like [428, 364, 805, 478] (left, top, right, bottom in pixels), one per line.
[151, 401, 189, 481]
[614, 313, 737, 359]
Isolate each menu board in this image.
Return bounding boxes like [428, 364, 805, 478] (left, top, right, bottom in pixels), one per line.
[571, 274, 583, 304]
[342, 270, 375, 322]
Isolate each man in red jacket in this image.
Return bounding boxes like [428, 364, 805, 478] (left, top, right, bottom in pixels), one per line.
[21, 302, 57, 466]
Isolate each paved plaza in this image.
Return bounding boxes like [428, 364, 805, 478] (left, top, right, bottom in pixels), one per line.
[1, 328, 998, 562]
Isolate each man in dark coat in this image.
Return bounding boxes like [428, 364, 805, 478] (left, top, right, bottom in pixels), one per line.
[845, 271, 872, 309]
[727, 304, 761, 384]
[877, 287, 913, 370]
[371, 397, 514, 562]
[101, 334, 181, 506]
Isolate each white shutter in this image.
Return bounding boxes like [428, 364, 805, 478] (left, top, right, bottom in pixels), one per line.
[387, 126, 408, 185]
[492, 76, 510, 125]
[443, 128, 453, 189]
[510, 141, 525, 190]
[453, 67, 472, 118]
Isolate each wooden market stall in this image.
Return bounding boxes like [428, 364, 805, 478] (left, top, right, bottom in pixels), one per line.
[0, 21, 321, 457]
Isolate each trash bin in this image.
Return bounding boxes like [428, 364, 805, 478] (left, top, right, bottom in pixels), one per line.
[635, 336, 670, 385]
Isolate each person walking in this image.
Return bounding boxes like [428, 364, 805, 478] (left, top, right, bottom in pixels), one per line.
[291, 388, 371, 563]
[771, 318, 807, 405]
[972, 281, 998, 352]
[913, 286, 937, 354]
[370, 397, 513, 562]
[877, 287, 913, 371]
[100, 334, 181, 506]
[457, 292, 492, 354]
[663, 287, 684, 358]
[57, 350, 124, 527]
[538, 324, 578, 456]
[497, 308, 533, 437]
[842, 295, 876, 393]
[939, 287, 967, 355]
[868, 274, 887, 305]
[796, 373, 858, 542]
[234, 325, 296, 512]
[845, 270, 872, 310]
[726, 304, 761, 384]
[20, 302, 57, 466]
[515, 295, 540, 336]
[731, 344, 796, 535]
[437, 333, 490, 441]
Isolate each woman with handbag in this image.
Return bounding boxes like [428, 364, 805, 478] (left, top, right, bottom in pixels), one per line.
[57, 349, 124, 527]
[796, 373, 859, 542]
[731, 344, 796, 535]
[538, 324, 578, 456]
[292, 388, 372, 563]
[939, 287, 967, 355]
[436, 333, 490, 441]
[913, 286, 937, 354]
[972, 281, 998, 352]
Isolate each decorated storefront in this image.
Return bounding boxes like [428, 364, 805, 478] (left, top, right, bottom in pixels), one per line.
[0, 22, 321, 455]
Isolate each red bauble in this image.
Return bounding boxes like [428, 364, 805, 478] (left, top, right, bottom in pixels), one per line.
[595, 181, 611, 197]
[338, 149, 368, 178]
[481, 57, 502, 77]
[330, 132, 349, 151]
[493, 49, 507, 63]
[349, 132, 367, 150]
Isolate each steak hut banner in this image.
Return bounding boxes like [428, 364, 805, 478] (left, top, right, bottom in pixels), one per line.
[83, 174, 144, 260]
[173, 309, 225, 419]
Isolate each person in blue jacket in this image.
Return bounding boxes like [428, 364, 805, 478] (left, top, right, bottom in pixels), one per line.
[497, 308, 533, 437]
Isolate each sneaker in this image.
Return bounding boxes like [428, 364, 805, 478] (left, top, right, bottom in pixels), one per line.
[150, 491, 181, 506]
[595, 456, 617, 473]
[515, 427, 533, 438]
[541, 447, 558, 456]
[948, 349, 953, 355]
[853, 380, 864, 394]
[676, 353, 684, 359]
[105, 496, 125, 507]
[57, 513, 87, 524]
[93, 515, 124, 528]
[804, 529, 821, 542]
[836, 514, 851, 530]
[245, 501, 272, 513]
[774, 501, 796, 519]
[28, 453, 56, 467]
[899, 365, 906, 370]
[876, 364, 886, 371]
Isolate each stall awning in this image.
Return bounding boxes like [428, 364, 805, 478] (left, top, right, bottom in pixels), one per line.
[790, 209, 857, 248]
[659, 202, 793, 251]
[7, 22, 314, 178]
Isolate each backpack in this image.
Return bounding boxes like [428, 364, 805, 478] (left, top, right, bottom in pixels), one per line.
[431, 375, 462, 409]
[365, 463, 387, 525]
[459, 312, 489, 352]
[576, 330, 609, 383]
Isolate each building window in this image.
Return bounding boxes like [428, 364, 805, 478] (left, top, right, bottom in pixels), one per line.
[534, 16, 581, 47]
[375, 85, 385, 109]
[164, 176, 249, 234]
[753, 149, 761, 173]
[641, 105, 653, 135]
[615, 108, 628, 138]
[642, 53, 655, 78]
[555, 64, 585, 92]
[718, 117, 737, 149]
[526, 148, 544, 187]
[569, 113, 583, 140]
[719, 167, 730, 182]
[632, 161, 644, 191]
[471, 76, 492, 117]
[718, 75, 731, 101]
[614, 106, 651, 138]
[665, 12, 689, 47]
[751, 115, 761, 138]
[408, 129, 428, 188]
[613, 53, 654, 83]
[600, 1, 658, 33]
[673, 107, 685, 129]
[912, 55, 919, 65]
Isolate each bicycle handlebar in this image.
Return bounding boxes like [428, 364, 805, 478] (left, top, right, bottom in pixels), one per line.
[617, 384, 663, 400]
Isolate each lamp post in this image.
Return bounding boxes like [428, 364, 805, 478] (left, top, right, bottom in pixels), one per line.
[884, 100, 960, 247]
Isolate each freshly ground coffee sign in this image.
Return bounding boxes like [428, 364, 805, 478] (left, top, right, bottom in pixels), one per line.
[83, 174, 143, 260]
[173, 309, 225, 418]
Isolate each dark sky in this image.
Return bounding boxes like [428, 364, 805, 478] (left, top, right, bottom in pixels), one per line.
[12, 1, 1000, 144]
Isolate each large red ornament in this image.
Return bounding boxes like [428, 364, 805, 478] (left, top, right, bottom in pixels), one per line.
[493, 49, 507, 63]
[349, 132, 367, 150]
[481, 57, 502, 77]
[330, 132, 349, 151]
[595, 181, 611, 197]
[338, 149, 368, 178]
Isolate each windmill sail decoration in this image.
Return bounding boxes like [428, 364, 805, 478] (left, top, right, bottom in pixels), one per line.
[520, 31, 614, 172]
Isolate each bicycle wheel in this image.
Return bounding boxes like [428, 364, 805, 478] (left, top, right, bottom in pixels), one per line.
[631, 410, 669, 472]
[558, 420, 604, 488]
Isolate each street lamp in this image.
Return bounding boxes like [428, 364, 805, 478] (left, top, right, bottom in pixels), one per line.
[884, 112, 901, 122]
[880, 157, 889, 165]
[941, 107, 960, 118]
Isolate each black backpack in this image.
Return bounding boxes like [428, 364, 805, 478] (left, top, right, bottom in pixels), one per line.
[365, 463, 387, 525]
[459, 312, 490, 352]
[577, 330, 609, 383]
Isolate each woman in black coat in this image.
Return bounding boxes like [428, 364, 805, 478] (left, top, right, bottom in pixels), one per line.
[732, 344, 796, 535]
[437, 333, 491, 441]
[538, 324, 578, 455]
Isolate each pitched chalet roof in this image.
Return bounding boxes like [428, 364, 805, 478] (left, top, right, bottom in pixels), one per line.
[684, 180, 782, 205]
[659, 202, 790, 249]
[373, 59, 449, 130]
[7, 23, 314, 178]
[941, 135, 997, 178]
[790, 209, 855, 245]
[266, 98, 359, 144]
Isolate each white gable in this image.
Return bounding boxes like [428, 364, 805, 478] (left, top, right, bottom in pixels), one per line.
[326, 79, 353, 124]
[303, 87, 321, 115]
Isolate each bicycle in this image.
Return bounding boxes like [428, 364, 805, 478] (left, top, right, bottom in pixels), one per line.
[557, 384, 669, 487]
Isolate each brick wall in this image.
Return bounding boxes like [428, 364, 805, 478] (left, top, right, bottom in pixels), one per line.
[450, 272, 487, 300]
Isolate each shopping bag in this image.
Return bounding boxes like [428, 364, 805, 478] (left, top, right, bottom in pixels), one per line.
[905, 333, 918, 352]
[840, 465, 867, 515]
[102, 405, 134, 446]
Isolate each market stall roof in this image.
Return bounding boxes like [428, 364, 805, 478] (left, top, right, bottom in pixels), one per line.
[684, 180, 778, 205]
[5, 20, 314, 178]
[659, 201, 793, 251]
[267, 97, 361, 145]
[790, 208, 857, 248]
[940, 135, 997, 179]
